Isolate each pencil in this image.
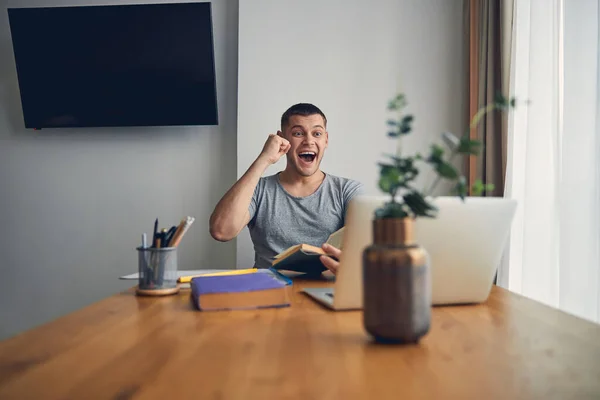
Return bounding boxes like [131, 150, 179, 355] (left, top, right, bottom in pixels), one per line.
[169, 219, 186, 246]
[171, 216, 195, 247]
[178, 268, 257, 283]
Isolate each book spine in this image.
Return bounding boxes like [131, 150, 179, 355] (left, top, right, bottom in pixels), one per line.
[190, 280, 201, 310]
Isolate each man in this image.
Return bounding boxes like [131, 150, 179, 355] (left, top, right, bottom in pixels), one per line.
[209, 103, 363, 274]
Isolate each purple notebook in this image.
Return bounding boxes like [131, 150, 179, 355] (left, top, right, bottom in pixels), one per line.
[190, 273, 285, 294]
[190, 273, 288, 311]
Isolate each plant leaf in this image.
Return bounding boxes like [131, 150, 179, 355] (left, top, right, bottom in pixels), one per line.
[454, 176, 468, 200]
[378, 166, 401, 193]
[494, 92, 509, 108]
[403, 191, 438, 217]
[425, 144, 458, 180]
[379, 164, 398, 175]
[494, 93, 519, 110]
[471, 180, 496, 196]
[427, 144, 444, 163]
[395, 94, 407, 108]
[436, 161, 459, 179]
[387, 119, 398, 126]
[387, 94, 407, 111]
[375, 201, 409, 219]
[388, 131, 400, 138]
[378, 177, 392, 193]
[383, 153, 402, 164]
[457, 137, 482, 155]
[471, 179, 484, 196]
[399, 114, 414, 134]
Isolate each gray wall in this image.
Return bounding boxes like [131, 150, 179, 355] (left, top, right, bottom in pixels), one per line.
[236, 0, 466, 268]
[0, 0, 239, 340]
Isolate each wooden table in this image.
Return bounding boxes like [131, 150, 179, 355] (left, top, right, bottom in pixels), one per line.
[1, 277, 599, 399]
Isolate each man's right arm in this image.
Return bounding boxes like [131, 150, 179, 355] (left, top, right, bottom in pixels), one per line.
[209, 133, 290, 242]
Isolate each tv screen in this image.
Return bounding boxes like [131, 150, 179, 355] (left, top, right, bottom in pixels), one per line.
[7, 2, 218, 129]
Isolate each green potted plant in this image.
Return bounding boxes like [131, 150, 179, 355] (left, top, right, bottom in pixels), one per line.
[362, 93, 516, 344]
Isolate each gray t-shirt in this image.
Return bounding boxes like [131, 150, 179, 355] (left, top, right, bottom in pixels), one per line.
[247, 172, 364, 269]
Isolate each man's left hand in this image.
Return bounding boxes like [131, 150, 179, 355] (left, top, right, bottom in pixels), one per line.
[320, 243, 341, 274]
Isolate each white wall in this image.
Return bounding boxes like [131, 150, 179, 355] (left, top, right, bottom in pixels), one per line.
[237, 0, 466, 268]
[0, 0, 238, 340]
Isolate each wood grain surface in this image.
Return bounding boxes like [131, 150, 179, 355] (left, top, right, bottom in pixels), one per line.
[0, 276, 599, 399]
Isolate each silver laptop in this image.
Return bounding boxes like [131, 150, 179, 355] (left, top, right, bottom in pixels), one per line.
[303, 195, 517, 310]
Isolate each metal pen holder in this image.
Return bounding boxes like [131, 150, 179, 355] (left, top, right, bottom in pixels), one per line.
[136, 246, 180, 296]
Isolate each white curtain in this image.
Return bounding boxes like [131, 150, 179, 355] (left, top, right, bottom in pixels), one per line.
[499, 0, 600, 324]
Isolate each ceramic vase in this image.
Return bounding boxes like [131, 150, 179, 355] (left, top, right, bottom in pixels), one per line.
[362, 217, 431, 343]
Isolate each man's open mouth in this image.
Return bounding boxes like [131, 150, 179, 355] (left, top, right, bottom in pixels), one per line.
[298, 151, 316, 163]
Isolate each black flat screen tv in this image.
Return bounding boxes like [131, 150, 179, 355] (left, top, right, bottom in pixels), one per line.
[7, 2, 218, 129]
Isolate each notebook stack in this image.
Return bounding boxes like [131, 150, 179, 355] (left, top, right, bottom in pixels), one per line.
[190, 272, 290, 311]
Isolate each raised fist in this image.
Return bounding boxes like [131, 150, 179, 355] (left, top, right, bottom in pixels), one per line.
[259, 133, 291, 164]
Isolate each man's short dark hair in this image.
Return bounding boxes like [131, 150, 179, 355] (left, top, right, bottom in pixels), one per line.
[280, 103, 327, 130]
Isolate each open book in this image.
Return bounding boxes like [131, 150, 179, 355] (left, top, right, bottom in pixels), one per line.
[271, 227, 345, 275]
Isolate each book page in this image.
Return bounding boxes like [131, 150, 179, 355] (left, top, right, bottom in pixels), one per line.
[274, 245, 300, 259]
[325, 227, 345, 249]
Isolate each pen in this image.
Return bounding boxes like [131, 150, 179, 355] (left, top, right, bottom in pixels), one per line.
[164, 226, 177, 247]
[142, 233, 147, 249]
[152, 218, 159, 248]
[153, 232, 162, 283]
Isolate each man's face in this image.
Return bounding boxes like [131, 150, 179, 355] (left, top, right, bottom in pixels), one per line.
[279, 114, 329, 177]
